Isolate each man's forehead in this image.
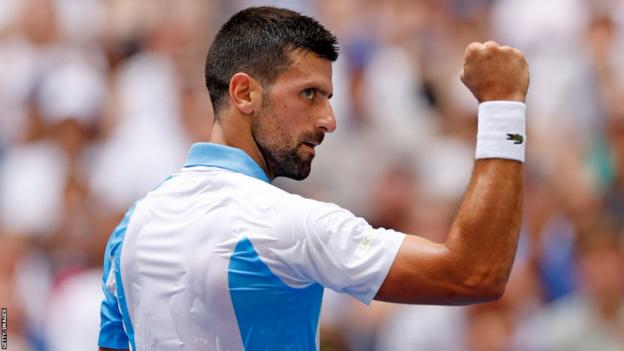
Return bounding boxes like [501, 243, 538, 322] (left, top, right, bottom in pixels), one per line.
[279, 49, 333, 87]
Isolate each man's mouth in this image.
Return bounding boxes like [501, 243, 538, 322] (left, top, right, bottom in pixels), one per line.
[303, 133, 324, 148]
[302, 142, 316, 157]
[300, 132, 325, 157]
[303, 141, 319, 148]
[301, 140, 321, 158]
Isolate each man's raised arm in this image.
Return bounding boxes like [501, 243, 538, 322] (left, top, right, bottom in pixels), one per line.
[376, 41, 529, 305]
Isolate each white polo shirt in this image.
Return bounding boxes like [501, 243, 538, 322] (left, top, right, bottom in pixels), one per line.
[98, 143, 406, 351]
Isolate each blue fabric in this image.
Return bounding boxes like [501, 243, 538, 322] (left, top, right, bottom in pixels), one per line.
[98, 205, 136, 350]
[184, 143, 270, 183]
[228, 237, 324, 351]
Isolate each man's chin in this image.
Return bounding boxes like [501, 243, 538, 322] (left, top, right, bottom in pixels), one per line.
[280, 159, 312, 181]
[286, 166, 312, 181]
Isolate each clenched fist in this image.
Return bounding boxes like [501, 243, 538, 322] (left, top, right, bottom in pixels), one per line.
[461, 41, 529, 103]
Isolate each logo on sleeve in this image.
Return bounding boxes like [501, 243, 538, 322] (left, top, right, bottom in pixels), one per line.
[506, 133, 524, 144]
[355, 229, 375, 256]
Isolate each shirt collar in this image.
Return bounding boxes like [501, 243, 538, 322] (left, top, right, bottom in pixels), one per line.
[183, 143, 270, 183]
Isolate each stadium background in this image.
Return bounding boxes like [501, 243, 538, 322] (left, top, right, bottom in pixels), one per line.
[1, 0, 623, 350]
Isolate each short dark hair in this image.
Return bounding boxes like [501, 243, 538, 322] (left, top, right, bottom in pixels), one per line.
[205, 6, 339, 115]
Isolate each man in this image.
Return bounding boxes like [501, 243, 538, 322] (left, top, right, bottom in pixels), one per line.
[99, 6, 529, 351]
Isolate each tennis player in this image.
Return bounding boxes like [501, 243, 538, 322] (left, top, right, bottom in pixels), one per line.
[98, 6, 529, 351]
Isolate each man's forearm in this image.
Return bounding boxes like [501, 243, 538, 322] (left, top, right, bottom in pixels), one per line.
[444, 158, 523, 302]
[375, 41, 528, 305]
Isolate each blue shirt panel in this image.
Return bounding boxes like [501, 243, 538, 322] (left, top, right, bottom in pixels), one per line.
[228, 237, 324, 351]
[99, 205, 136, 350]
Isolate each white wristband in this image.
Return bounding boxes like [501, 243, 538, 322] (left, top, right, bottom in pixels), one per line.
[475, 101, 526, 163]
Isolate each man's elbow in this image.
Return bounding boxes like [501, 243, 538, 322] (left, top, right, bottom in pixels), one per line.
[472, 282, 506, 303]
[457, 268, 509, 303]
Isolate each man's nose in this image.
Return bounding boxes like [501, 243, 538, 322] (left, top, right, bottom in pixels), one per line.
[316, 101, 336, 133]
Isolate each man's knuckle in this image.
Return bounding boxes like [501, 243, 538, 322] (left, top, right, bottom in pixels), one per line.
[465, 42, 483, 55]
[484, 41, 498, 49]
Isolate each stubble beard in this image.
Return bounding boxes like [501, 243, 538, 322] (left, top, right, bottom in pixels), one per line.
[252, 101, 314, 181]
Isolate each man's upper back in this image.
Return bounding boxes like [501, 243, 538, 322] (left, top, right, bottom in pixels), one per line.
[98, 143, 404, 351]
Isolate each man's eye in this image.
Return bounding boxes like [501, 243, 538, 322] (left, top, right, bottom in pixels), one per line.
[302, 88, 316, 100]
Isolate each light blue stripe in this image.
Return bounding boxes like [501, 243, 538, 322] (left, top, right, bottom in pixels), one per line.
[114, 206, 137, 351]
[99, 208, 131, 349]
[228, 237, 323, 350]
[184, 143, 270, 183]
[99, 205, 136, 350]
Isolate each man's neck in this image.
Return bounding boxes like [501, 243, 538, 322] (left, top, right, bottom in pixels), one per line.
[209, 119, 273, 180]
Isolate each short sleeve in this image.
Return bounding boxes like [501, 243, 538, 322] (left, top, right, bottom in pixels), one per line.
[267, 196, 406, 304]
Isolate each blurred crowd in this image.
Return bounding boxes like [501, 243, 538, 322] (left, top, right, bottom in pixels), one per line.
[1, 0, 624, 350]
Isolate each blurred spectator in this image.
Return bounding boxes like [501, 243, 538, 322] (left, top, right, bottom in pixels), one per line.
[515, 218, 624, 350]
[1, 1, 624, 350]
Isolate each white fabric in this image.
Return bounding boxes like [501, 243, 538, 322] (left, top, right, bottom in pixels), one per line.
[475, 101, 526, 162]
[119, 166, 405, 350]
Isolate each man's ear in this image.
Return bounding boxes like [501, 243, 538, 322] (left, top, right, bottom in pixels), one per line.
[228, 73, 263, 115]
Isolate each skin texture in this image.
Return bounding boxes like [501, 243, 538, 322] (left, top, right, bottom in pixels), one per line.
[376, 41, 529, 304]
[210, 49, 336, 180]
[98, 40, 528, 351]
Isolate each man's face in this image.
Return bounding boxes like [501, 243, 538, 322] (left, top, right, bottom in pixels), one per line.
[252, 50, 336, 180]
